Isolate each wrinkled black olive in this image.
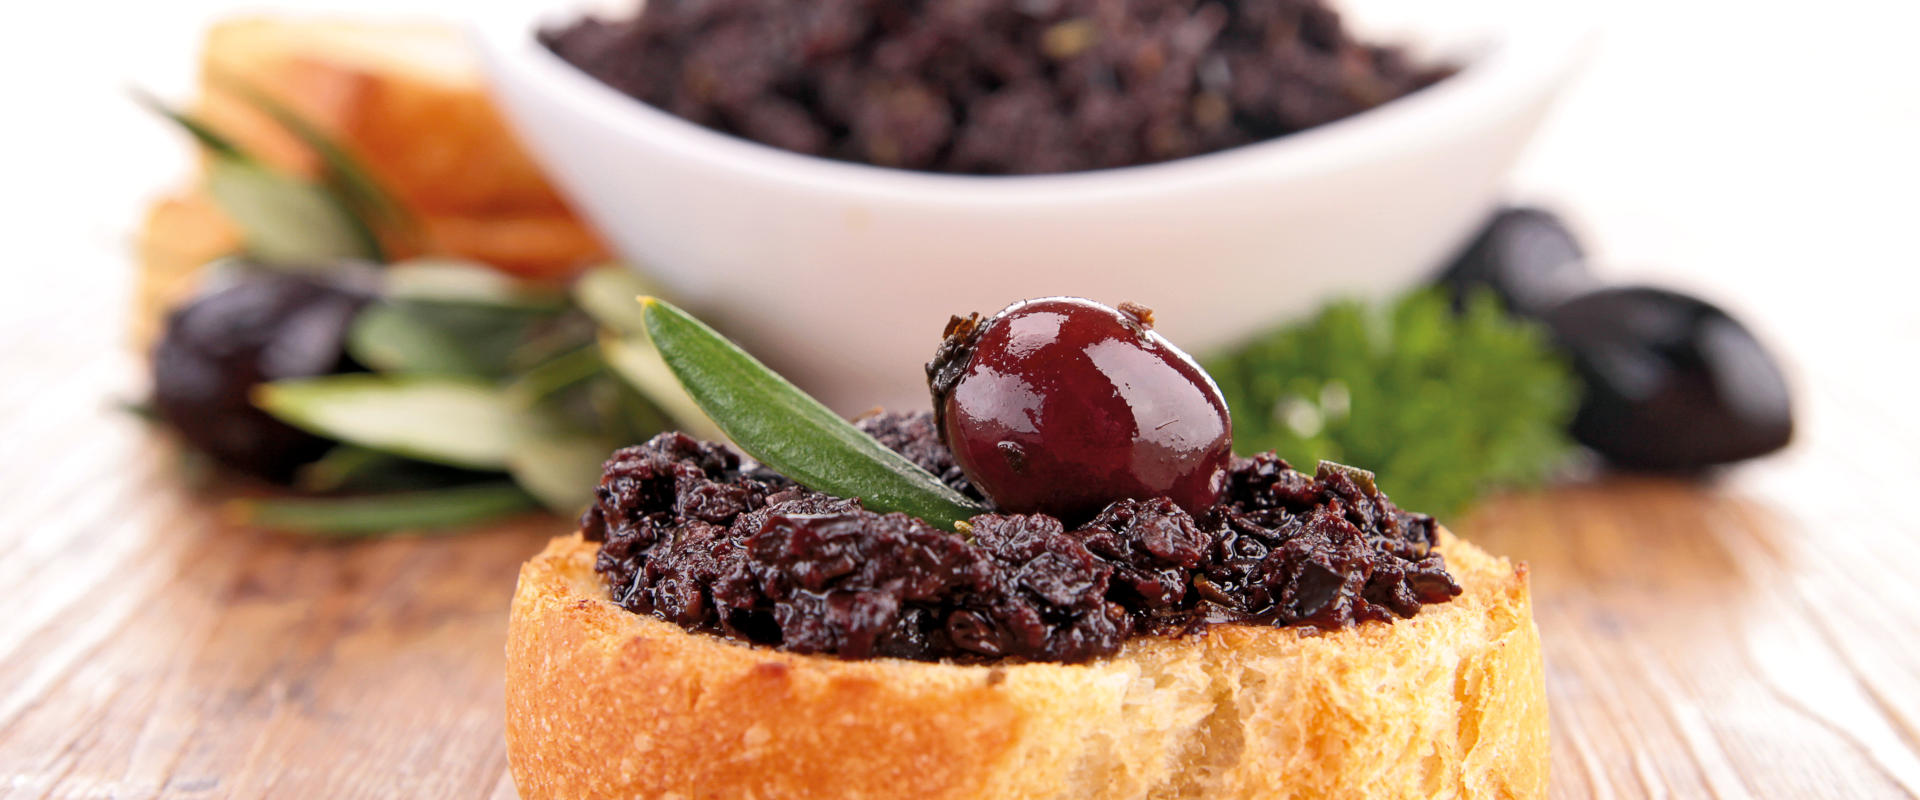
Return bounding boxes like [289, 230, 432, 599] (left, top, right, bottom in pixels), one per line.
[151, 270, 371, 482]
[1439, 207, 1596, 315]
[1540, 286, 1793, 470]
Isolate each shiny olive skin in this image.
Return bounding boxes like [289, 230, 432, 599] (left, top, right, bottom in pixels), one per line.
[931, 298, 1232, 522]
[1438, 206, 1596, 316]
[1541, 286, 1793, 470]
[151, 270, 369, 483]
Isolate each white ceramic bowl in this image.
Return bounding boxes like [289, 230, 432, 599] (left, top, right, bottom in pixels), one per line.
[475, 3, 1590, 412]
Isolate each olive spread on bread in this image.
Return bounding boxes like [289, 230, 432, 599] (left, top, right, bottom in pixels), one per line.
[582, 298, 1460, 663]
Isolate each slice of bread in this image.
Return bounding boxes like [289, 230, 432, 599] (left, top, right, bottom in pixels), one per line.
[133, 192, 242, 353]
[506, 530, 1548, 799]
[197, 17, 572, 219]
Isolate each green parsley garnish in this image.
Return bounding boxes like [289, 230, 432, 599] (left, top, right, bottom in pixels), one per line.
[1204, 289, 1577, 518]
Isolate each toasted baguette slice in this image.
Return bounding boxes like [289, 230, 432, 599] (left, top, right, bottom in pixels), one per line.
[506, 530, 1548, 799]
[197, 16, 569, 219]
[133, 192, 243, 352]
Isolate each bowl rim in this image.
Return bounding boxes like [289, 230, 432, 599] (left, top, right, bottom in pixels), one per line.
[471, 4, 1593, 206]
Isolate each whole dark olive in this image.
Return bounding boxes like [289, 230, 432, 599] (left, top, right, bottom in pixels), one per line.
[151, 270, 370, 483]
[927, 297, 1232, 522]
[1439, 206, 1597, 315]
[1540, 286, 1793, 470]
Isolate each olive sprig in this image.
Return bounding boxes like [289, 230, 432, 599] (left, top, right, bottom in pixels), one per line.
[139, 89, 715, 534]
[219, 264, 716, 534]
[641, 297, 985, 530]
[207, 72, 417, 248]
[135, 89, 388, 263]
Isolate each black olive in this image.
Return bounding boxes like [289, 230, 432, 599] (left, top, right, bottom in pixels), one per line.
[1540, 286, 1793, 471]
[1438, 207, 1597, 315]
[151, 269, 371, 483]
[929, 298, 1231, 522]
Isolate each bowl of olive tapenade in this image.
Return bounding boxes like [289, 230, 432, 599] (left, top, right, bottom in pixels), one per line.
[504, 296, 1548, 799]
[473, 0, 1592, 411]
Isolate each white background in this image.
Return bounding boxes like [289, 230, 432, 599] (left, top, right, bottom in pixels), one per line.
[0, 0, 1915, 386]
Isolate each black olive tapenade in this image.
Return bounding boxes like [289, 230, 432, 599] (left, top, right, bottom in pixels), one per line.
[539, 0, 1450, 176]
[581, 411, 1460, 664]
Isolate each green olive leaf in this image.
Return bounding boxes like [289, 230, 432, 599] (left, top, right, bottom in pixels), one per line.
[572, 265, 659, 333]
[383, 259, 567, 311]
[228, 482, 539, 536]
[254, 375, 539, 470]
[347, 303, 493, 376]
[574, 265, 721, 439]
[209, 72, 414, 239]
[137, 90, 381, 263]
[641, 297, 983, 530]
[132, 88, 241, 156]
[206, 157, 382, 263]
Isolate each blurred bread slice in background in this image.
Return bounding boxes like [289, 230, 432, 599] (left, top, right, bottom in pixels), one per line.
[134, 192, 242, 351]
[196, 18, 572, 219]
[136, 17, 607, 348]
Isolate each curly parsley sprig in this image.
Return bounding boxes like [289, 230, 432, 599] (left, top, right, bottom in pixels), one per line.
[1204, 289, 1577, 518]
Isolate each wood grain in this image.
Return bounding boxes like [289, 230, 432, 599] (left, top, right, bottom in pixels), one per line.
[4, 266, 1917, 800]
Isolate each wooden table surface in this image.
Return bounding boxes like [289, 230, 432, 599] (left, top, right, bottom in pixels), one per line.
[4, 1, 1919, 798]
[4, 263, 1918, 800]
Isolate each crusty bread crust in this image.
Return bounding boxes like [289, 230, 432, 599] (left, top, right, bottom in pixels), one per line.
[506, 530, 1546, 799]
